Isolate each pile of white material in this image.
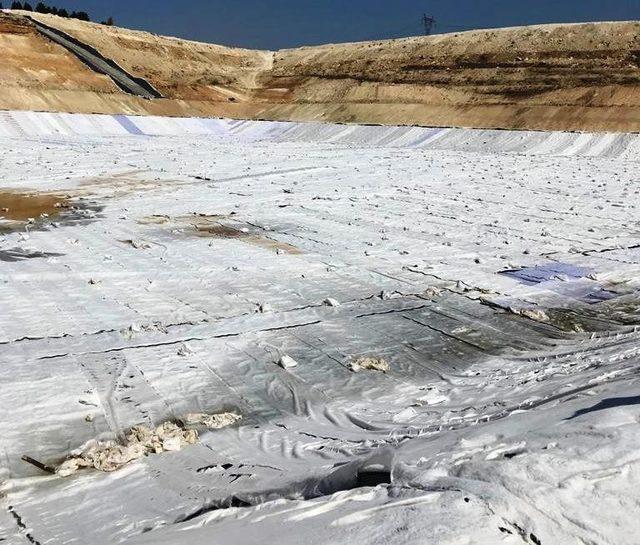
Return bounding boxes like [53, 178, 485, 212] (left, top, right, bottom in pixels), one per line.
[512, 307, 550, 323]
[349, 356, 390, 373]
[57, 422, 197, 476]
[183, 412, 243, 429]
[277, 354, 299, 369]
[57, 413, 241, 476]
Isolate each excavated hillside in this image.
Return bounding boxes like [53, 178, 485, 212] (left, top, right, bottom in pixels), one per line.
[0, 14, 122, 110]
[2, 10, 640, 131]
[264, 22, 640, 130]
[0, 11, 270, 117]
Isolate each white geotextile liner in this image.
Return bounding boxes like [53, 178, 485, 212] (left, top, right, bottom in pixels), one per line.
[1, 117, 639, 544]
[1, 110, 640, 159]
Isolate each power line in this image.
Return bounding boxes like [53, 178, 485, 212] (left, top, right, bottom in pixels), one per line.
[360, 15, 476, 42]
[361, 21, 421, 41]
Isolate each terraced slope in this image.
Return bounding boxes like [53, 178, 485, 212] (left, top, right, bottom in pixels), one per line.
[2, 10, 640, 131]
[263, 22, 640, 130]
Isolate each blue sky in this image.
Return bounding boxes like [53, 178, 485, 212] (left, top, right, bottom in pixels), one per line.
[19, 0, 640, 49]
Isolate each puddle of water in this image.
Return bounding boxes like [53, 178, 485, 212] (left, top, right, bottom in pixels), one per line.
[144, 214, 302, 255]
[543, 299, 640, 332]
[499, 261, 622, 306]
[595, 298, 640, 326]
[0, 191, 68, 222]
[195, 224, 247, 239]
[0, 248, 65, 262]
[582, 288, 619, 305]
[194, 220, 302, 254]
[499, 262, 590, 285]
[0, 190, 103, 234]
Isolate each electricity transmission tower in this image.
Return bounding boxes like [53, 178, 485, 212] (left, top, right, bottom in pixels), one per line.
[422, 14, 435, 35]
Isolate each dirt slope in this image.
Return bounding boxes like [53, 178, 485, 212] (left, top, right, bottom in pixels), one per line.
[0, 13, 123, 111]
[24, 11, 273, 102]
[0, 11, 269, 117]
[2, 11, 640, 131]
[260, 21, 640, 130]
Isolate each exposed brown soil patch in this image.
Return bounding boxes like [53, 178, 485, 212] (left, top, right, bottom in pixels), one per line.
[0, 189, 102, 233]
[195, 224, 248, 238]
[193, 219, 301, 254]
[140, 213, 301, 254]
[0, 190, 68, 222]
